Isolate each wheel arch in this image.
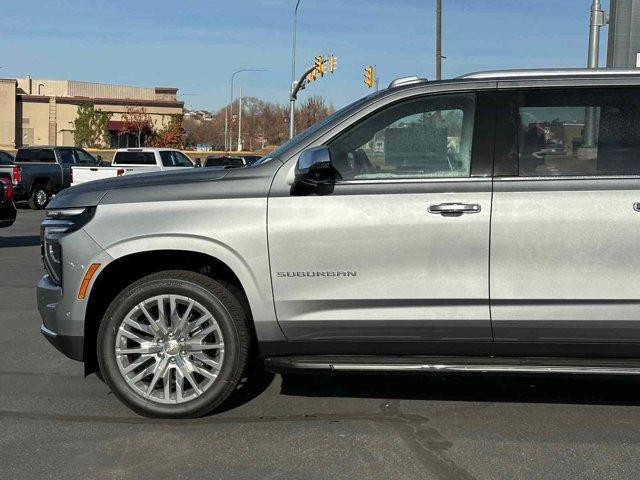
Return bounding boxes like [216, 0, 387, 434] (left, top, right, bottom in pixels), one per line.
[83, 248, 260, 375]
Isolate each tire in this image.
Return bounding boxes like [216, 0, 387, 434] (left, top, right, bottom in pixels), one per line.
[97, 270, 250, 418]
[28, 185, 49, 210]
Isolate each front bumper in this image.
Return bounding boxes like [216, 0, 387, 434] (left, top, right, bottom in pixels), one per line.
[40, 324, 83, 362]
[37, 274, 84, 361]
[36, 227, 112, 363]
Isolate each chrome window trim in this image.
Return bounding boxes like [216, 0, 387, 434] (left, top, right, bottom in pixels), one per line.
[332, 176, 487, 186]
[495, 175, 640, 182]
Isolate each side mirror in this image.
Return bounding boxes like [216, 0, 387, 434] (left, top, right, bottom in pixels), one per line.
[295, 146, 333, 186]
[96, 154, 102, 161]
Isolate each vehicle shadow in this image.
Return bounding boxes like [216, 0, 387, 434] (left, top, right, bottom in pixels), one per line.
[278, 372, 640, 407]
[15, 201, 32, 210]
[0, 235, 40, 248]
[214, 360, 277, 414]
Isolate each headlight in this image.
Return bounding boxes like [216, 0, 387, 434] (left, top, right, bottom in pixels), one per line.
[41, 207, 95, 285]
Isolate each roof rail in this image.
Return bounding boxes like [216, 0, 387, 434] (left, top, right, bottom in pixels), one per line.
[457, 68, 640, 80]
[388, 76, 426, 89]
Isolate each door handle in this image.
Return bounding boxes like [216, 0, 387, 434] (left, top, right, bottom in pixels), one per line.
[428, 202, 481, 217]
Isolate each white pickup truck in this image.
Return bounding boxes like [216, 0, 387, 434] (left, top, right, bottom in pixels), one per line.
[71, 148, 195, 186]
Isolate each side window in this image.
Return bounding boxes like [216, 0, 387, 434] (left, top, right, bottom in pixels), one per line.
[160, 151, 174, 167]
[173, 152, 194, 167]
[517, 88, 640, 176]
[58, 148, 75, 164]
[74, 149, 97, 165]
[327, 94, 475, 180]
[0, 152, 13, 165]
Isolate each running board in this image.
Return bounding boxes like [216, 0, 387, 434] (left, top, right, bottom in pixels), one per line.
[264, 355, 640, 375]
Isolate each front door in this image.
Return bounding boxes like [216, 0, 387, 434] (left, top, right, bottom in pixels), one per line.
[269, 92, 493, 345]
[491, 86, 640, 344]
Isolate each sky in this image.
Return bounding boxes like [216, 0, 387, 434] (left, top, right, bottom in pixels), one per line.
[0, 0, 611, 112]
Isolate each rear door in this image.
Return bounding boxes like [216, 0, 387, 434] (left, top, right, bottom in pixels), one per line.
[268, 91, 495, 346]
[491, 86, 640, 344]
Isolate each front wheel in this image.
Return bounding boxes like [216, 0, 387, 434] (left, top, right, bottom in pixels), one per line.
[97, 270, 250, 418]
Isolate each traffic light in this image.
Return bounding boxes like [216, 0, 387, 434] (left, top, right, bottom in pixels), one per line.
[328, 55, 337, 73]
[306, 69, 318, 83]
[314, 55, 325, 76]
[364, 66, 375, 88]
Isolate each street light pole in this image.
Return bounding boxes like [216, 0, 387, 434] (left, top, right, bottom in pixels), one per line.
[435, 0, 442, 80]
[227, 69, 267, 151]
[237, 87, 243, 151]
[289, 0, 303, 139]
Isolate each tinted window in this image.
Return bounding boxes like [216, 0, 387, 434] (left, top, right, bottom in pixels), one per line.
[75, 149, 97, 165]
[173, 152, 194, 167]
[58, 148, 75, 164]
[204, 156, 244, 168]
[517, 88, 640, 176]
[160, 151, 174, 167]
[113, 151, 156, 165]
[40, 149, 56, 163]
[160, 151, 193, 167]
[15, 149, 41, 163]
[0, 152, 14, 165]
[327, 94, 475, 180]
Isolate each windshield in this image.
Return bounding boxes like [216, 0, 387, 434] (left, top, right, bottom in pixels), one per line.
[254, 94, 372, 165]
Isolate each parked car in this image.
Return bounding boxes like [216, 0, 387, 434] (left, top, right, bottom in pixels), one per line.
[203, 154, 263, 170]
[203, 155, 248, 169]
[0, 149, 16, 184]
[71, 148, 195, 186]
[0, 177, 16, 228]
[9, 146, 100, 210]
[38, 68, 640, 418]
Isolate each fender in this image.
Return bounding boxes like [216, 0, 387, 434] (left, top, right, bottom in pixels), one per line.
[97, 233, 286, 343]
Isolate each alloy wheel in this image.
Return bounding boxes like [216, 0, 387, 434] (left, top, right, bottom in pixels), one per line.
[114, 294, 225, 404]
[36, 189, 47, 207]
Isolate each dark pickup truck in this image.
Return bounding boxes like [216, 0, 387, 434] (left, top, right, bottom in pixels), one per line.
[6, 146, 100, 210]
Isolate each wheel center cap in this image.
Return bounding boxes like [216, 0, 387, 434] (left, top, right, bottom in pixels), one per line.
[164, 340, 180, 356]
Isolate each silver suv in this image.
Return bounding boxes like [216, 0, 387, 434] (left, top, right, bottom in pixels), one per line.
[38, 69, 640, 417]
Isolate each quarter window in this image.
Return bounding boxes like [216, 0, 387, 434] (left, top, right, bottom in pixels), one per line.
[517, 88, 640, 176]
[327, 94, 475, 180]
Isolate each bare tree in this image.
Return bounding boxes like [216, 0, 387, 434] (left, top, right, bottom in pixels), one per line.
[183, 95, 333, 151]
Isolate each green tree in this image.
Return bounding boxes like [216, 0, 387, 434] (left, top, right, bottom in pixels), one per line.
[73, 103, 111, 148]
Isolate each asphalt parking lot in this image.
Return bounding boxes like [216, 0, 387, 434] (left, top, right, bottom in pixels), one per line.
[2, 208, 640, 480]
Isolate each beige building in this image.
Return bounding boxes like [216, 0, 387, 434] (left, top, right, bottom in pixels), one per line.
[0, 76, 183, 149]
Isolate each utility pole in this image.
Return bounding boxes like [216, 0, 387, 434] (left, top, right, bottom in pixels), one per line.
[582, 0, 609, 153]
[435, 0, 442, 80]
[237, 87, 243, 152]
